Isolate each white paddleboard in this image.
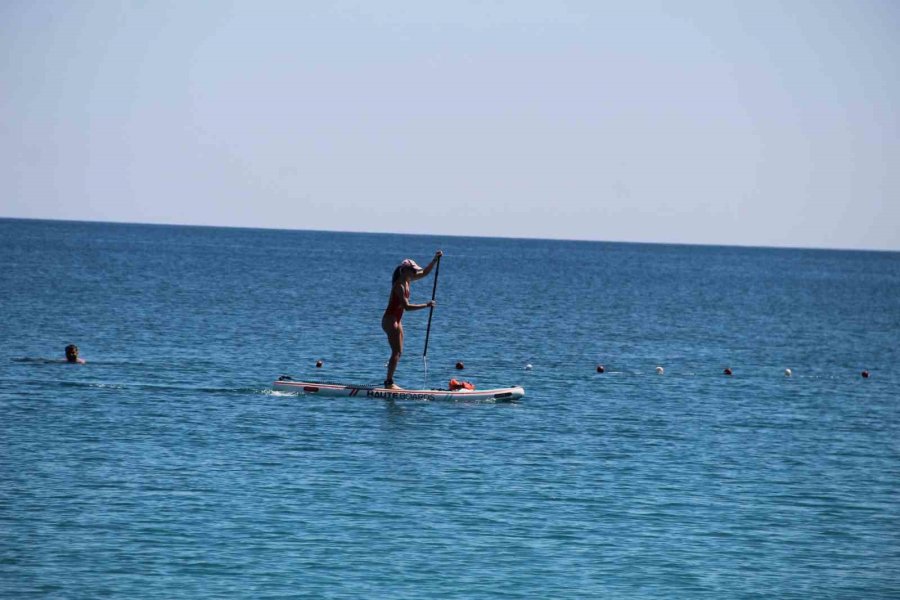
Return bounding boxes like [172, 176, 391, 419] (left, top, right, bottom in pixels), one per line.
[273, 377, 524, 402]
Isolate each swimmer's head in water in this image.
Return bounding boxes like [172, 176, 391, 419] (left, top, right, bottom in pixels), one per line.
[65, 344, 79, 363]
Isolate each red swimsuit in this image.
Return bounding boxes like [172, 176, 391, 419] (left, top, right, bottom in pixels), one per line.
[384, 283, 409, 322]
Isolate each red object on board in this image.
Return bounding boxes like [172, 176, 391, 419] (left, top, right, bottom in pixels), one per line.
[449, 379, 475, 391]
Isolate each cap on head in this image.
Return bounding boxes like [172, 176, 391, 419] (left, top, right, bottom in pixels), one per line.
[399, 258, 422, 272]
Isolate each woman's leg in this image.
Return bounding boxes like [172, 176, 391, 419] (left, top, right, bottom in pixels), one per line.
[383, 319, 404, 387]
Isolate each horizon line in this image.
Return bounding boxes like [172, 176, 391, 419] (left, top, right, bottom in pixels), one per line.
[2, 215, 898, 254]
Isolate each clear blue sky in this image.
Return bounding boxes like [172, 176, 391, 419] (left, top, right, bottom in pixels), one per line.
[2, 1, 898, 250]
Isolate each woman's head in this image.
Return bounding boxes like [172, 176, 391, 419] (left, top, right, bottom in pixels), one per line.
[392, 259, 422, 283]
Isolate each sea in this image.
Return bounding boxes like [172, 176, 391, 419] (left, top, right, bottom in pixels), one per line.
[1, 218, 898, 599]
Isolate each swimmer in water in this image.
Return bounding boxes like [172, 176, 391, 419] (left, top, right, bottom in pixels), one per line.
[65, 344, 86, 364]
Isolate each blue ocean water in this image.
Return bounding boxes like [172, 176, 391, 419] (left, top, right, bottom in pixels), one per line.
[1, 218, 899, 598]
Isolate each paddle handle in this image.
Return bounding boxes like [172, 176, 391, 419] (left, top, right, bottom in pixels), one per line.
[423, 255, 441, 358]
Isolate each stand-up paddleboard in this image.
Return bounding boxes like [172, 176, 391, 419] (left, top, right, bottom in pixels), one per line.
[273, 376, 524, 402]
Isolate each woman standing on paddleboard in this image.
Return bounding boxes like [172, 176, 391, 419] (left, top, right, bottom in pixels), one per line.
[382, 251, 442, 389]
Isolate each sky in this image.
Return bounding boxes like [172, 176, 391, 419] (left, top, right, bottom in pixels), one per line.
[1, 0, 898, 250]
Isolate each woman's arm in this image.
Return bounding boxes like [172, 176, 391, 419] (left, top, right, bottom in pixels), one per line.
[393, 282, 434, 311]
[405, 300, 436, 311]
[413, 250, 443, 280]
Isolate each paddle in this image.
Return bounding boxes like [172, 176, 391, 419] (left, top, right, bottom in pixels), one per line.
[423, 254, 441, 359]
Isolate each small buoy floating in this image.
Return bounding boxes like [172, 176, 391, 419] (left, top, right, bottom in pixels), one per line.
[784, 368, 792, 377]
[596, 364, 605, 373]
[656, 366, 664, 375]
[524, 363, 533, 371]
[861, 370, 870, 379]
[723, 367, 733, 376]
